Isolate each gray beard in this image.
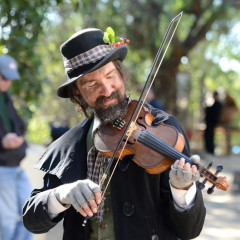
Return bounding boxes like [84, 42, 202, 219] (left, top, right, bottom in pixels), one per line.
[95, 95, 128, 125]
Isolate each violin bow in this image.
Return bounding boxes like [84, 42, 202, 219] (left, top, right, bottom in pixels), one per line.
[100, 12, 183, 193]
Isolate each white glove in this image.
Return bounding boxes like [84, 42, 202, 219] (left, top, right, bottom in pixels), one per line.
[169, 155, 201, 189]
[54, 179, 101, 212]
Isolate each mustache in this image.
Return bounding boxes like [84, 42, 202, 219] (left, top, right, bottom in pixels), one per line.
[95, 91, 120, 107]
[94, 91, 128, 124]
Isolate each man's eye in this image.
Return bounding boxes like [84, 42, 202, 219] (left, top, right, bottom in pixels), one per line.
[107, 75, 114, 79]
[88, 84, 97, 88]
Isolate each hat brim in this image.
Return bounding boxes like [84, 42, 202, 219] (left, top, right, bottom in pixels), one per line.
[57, 45, 128, 98]
[1, 69, 20, 80]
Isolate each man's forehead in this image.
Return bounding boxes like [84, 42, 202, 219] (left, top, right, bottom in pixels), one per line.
[80, 62, 116, 82]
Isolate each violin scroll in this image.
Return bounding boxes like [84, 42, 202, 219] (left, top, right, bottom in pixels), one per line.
[198, 162, 229, 193]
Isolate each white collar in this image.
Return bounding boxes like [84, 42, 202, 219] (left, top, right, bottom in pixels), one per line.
[92, 113, 102, 136]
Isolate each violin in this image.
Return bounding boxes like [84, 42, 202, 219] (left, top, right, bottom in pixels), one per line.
[94, 100, 229, 193]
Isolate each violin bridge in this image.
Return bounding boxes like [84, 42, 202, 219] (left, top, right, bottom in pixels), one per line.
[126, 122, 137, 137]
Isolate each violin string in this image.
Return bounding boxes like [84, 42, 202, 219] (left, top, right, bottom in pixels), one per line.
[139, 131, 206, 172]
[147, 131, 206, 172]
[140, 131, 184, 159]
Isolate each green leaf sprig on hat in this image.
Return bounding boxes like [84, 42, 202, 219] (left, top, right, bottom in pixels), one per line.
[103, 27, 130, 48]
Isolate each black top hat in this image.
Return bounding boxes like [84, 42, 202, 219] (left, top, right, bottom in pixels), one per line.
[57, 28, 128, 98]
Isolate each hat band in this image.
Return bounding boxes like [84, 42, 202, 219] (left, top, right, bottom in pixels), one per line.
[64, 45, 112, 73]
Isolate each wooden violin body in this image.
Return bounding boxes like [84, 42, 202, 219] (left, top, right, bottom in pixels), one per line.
[95, 100, 185, 174]
[94, 100, 229, 192]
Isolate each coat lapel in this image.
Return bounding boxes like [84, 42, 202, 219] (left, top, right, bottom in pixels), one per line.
[34, 118, 93, 183]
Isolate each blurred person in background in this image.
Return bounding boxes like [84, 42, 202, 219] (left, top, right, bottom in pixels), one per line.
[0, 55, 32, 240]
[204, 90, 222, 154]
[146, 87, 165, 111]
[50, 121, 70, 142]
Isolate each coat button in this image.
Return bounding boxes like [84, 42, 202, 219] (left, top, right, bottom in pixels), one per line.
[122, 202, 134, 216]
[151, 234, 159, 240]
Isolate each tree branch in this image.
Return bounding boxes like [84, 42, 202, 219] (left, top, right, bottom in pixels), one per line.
[182, 0, 226, 51]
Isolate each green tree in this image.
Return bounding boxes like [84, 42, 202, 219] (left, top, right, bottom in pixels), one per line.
[0, 0, 78, 118]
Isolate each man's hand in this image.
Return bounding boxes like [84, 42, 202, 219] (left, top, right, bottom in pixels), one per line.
[2, 133, 24, 149]
[170, 155, 201, 190]
[54, 179, 101, 217]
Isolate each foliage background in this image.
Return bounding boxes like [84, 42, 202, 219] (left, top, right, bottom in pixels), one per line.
[0, 0, 240, 151]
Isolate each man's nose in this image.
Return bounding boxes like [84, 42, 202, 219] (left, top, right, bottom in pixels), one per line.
[100, 81, 113, 97]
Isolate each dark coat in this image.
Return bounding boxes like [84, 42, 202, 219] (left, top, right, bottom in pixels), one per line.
[0, 92, 27, 166]
[22, 110, 206, 240]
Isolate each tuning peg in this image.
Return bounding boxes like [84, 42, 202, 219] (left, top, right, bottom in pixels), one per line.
[207, 184, 215, 194]
[216, 165, 223, 173]
[198, 160, 214, 190]
[207, 160, 214, 169]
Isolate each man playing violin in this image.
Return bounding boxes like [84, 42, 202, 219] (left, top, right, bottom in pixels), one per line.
[22, 28, 206, 240]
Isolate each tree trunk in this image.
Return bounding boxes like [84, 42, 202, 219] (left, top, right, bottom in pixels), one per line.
[154, 42, 183, 115]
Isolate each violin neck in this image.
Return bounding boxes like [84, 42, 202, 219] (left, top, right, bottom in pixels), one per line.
[138, 130, 193, 165]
